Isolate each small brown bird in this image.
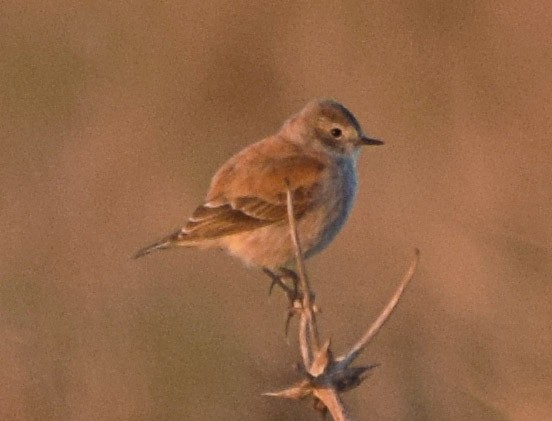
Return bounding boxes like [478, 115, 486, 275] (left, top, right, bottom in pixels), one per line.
[134, 99, 382, 272]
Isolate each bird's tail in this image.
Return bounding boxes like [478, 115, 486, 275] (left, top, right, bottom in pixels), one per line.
[133, 229, 187, 259]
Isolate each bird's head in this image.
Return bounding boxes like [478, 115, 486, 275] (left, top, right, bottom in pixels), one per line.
[283, 99, 383, 156]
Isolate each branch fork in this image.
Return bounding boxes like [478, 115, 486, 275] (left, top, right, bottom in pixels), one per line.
[264, 188, 420, 420]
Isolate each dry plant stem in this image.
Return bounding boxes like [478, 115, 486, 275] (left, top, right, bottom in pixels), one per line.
[274, 186, 419, 421]
[335, 249, 420, 371]
[286, 187, 350, 421]
[285, 186, 320, 362]
[313, 388, 350, 421]
[298, 313, 310, 368]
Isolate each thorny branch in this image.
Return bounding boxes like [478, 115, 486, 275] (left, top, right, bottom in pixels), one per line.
[264, 187, 420, 420]
[285, 181, 320, 365]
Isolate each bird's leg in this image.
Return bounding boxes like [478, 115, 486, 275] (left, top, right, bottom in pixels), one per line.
[279, 267, 316, 307]
[263, 268, 294, 297]
[263, 267, 304, 335]
[263, 267, 303, 302]
[278, 268, 300, 299]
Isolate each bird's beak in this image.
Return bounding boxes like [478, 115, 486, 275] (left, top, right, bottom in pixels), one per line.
[360, 135, 384, 146]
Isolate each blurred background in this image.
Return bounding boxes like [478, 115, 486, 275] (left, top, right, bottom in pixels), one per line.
[1, 1, 551, 420]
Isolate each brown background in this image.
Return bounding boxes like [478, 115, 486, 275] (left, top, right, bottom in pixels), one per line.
[1, 1, 551, 420]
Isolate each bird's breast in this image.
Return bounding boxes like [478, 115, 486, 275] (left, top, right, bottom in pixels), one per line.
[302, 157, 358, 258]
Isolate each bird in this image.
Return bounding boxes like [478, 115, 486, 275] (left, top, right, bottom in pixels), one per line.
[134, 99, 383, 275]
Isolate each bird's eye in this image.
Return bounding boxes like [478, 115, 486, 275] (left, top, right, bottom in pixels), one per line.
[330, 128, 342, 138]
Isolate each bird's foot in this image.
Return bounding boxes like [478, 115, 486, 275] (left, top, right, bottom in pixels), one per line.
[263, 268, 315, 335]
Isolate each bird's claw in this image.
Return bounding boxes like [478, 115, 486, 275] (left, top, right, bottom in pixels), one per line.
[264, 268, 300, 302]
[264, 268, 318, 335]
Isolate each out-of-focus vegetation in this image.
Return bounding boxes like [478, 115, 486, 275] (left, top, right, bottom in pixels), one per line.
[1, 2, 550, 419]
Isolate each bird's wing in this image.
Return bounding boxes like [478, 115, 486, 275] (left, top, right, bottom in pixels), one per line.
[182, 138, 329, 240]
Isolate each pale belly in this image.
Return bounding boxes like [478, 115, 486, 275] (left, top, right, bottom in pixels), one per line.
[220, 157, 358, 269]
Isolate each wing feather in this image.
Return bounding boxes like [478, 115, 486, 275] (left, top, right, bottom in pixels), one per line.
[181, 137, 330, 241]
[183, 203, 270, 239]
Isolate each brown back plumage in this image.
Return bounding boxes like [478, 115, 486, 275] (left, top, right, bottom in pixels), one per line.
[133, 136, 330, 258]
